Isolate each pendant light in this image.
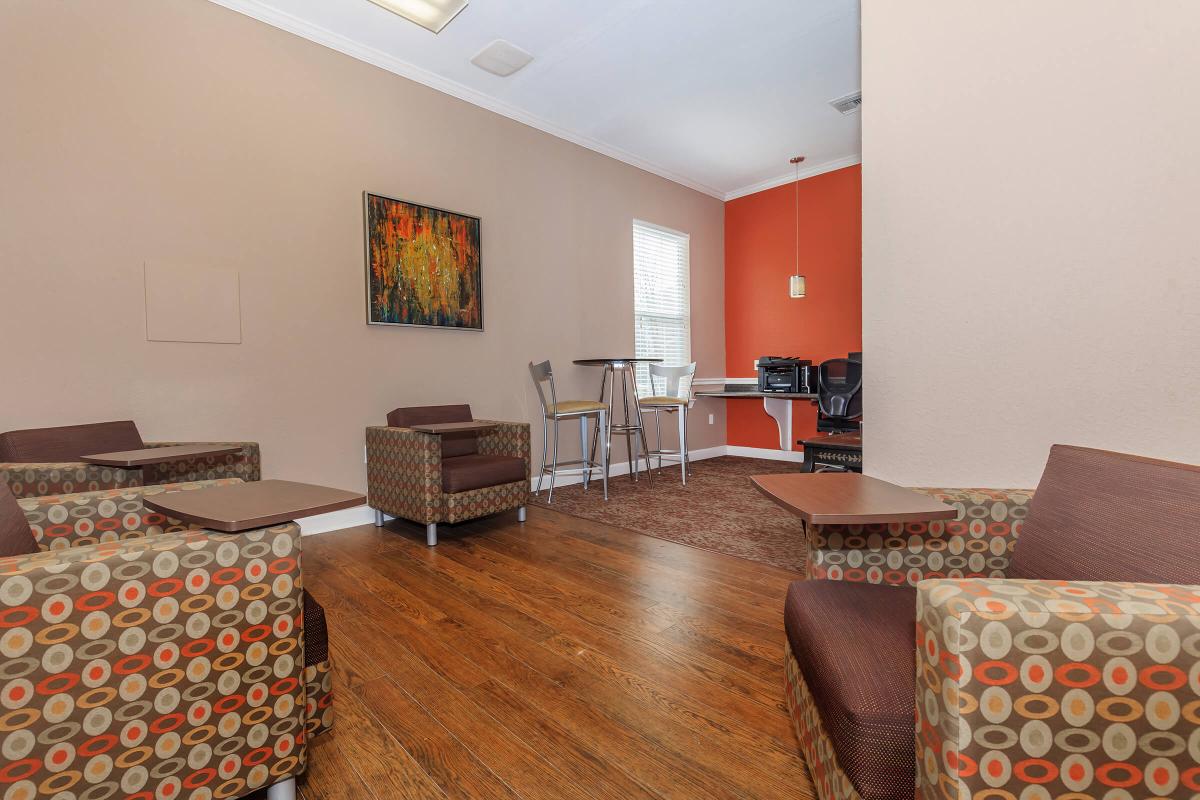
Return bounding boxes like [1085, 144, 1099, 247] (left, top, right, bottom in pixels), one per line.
[789, 155, 807, 298]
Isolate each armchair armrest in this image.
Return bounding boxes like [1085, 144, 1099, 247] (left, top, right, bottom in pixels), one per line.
[475, 419, 532, 481]
[806, 487, 1034, 586]
[18, 478, 243, 550]
[142, 440, 262, 483]
[0, 522, 307, 794]
[365, 425, 441, 524]
[0, 461, 142, 498]
[916, 578, 1200, 800]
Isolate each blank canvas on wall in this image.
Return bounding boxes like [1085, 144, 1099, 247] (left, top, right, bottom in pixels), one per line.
[144, 263, 242, 344]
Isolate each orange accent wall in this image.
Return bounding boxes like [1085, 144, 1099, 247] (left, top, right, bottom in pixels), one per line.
[724, 164, 862, 449]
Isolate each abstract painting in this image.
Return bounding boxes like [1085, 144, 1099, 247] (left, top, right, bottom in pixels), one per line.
[364, 192, 482, 329]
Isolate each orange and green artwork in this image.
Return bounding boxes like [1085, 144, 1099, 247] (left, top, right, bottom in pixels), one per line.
[365, 193, 482, 329]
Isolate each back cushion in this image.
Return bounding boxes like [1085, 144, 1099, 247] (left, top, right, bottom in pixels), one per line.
[386, 405, 477, 458]
[1009, 445, 1200, 584]
[0, 482, 39, 558]
[0, 420, 144, 462]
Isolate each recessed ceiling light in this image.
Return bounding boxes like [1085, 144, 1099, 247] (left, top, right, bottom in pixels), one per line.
[470, 40, 534, 77]
[366, 0, 468, 34]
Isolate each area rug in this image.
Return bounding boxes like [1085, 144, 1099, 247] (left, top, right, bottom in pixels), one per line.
[528, 456, 808, 573]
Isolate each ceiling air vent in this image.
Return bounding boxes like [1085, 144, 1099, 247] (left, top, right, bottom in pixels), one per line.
[829, 91, 862, 115]
[470, 40, 534, 77]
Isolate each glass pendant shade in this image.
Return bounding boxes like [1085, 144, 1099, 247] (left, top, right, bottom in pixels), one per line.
[790, 274, 806, 298]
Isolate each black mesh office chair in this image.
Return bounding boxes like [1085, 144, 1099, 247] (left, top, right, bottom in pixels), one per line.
[801, 356, 864, 472]
[816, 358, 862, 434]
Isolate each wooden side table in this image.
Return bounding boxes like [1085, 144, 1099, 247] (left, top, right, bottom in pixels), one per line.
[81, 444, 242, 467]
[144, 479, 365, 532]
[751, 472, 955, 525]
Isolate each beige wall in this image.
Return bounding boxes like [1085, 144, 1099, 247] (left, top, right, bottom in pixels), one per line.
[862, 1, 1200, 487]
[0, 0, 726, 493]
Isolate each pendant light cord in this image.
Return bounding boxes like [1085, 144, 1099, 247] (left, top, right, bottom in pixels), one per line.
[794, 160, 800, 278]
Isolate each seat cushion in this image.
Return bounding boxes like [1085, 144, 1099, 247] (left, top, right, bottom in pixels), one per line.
[784, 580, 916, 800]
[550, 400, 606, 415]
[387, 404, 477, 458]
[441, 454, 526, 494]
[1009, 444, 1200, 583]
[302, 589, 328, 667]
[639, 396, 687, 406]
[0, 420, 144, 462]
[0, 482, 39, 558]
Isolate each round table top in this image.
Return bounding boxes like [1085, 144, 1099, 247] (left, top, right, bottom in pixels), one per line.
[573, 357, 664, 366]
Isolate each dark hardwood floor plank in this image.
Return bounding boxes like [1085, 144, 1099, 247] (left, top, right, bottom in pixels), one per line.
[299, 510, 813, 800]
[434, 541, 792, 729]
[366, 644, 598, 800]
[525, 509, 802, 596]
[466, 678, 661, 800]
[318, 683, 450, 800]
[360, 676, 524, 800]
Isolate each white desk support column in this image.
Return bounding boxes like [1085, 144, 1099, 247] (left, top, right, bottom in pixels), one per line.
[762, 396, 793, 451]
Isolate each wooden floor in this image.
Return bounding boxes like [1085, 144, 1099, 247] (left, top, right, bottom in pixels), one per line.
[296, 506, 813, 800]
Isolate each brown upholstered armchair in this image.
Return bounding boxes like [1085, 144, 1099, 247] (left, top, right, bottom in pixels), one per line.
[366, 404, 530, 545]
[783, 445, 1200, 800]
[0, 420, 261, 498]
[0, 478, 333, 800]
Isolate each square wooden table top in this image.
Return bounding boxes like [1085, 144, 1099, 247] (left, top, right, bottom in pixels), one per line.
[143, 479, 365, 532]
[751, 472, 955, 525]
[81, 443, 242, 467]
[410, 421, 498, 435]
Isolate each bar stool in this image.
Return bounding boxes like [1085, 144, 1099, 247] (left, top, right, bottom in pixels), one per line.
[638, 362, 696, 484]
[529, 360, 609, 502]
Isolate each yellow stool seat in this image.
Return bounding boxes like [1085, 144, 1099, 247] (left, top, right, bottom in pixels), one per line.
[551, 400, 607, 415]
[639, 396, 687, 406]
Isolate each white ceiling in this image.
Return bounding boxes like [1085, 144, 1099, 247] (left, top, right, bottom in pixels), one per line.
[208, 0, 862, 200]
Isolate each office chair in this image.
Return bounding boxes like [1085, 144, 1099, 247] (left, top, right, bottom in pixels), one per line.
[816, 358, 862, 434]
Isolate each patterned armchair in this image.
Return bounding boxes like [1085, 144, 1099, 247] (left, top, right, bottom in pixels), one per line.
[0, 420, 261, 498]
[366, 404, 530, 546]
[783, 446, 1200, 800]
[0, 479, 332, 800]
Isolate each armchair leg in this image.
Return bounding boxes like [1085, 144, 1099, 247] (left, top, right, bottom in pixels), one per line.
[267, 778, 296, 800]
[517, 505, 527, 522]
[426, 523, 437, 546]
[374, 509, 384, 527]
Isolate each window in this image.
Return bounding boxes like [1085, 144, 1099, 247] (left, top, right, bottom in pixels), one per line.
[633, 220, 691, 396]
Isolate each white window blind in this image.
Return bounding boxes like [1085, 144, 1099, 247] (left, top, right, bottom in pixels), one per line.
[633, 220, 691, 396]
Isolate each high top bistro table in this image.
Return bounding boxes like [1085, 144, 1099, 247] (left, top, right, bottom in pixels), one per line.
[574, 357, 662, 483]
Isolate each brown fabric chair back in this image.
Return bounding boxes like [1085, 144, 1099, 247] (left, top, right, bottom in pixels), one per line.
[1009, 445, 1200, 583]
[0, 420, 144, 462]
[0, 482, 39, 558]
[386, 405, 477, 458]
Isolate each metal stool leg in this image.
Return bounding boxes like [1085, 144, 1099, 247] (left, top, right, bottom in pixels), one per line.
[579, 416, 590, 489]
[631, 364, 652, 485]
[619, 365, 636, 480]
[678, 406, 689, 485]
[589, 365, 609, 469]
[535, 416, 548, 495]
[654, 408, 663, 470]
[599, 409, 609, 500]
[547, 418, 560, 503]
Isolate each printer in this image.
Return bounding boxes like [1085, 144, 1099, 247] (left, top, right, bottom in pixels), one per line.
[756, 356, 816, 394]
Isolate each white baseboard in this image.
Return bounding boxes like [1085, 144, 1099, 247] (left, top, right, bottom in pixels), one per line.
[302, 445, 804, 536]
[723, 445, 807, 463]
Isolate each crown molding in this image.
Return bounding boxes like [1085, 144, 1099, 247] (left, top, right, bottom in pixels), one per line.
[722, 154, 862, 201]
[205, 0, 727, 199]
